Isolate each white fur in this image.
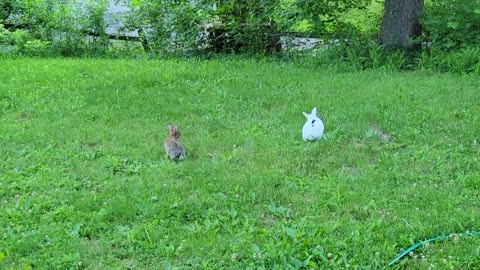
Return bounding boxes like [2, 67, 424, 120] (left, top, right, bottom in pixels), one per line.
[302, 107, 324, 141]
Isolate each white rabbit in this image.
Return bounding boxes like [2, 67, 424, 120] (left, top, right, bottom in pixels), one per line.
[302, 107, 324, 141]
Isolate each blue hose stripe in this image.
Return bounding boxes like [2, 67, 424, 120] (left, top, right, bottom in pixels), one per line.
[389, 231, 480, 267]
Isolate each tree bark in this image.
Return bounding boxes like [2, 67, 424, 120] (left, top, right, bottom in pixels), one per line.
[380, 0, 423, 50]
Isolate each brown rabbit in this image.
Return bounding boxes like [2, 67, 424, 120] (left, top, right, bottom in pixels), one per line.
[164, 124, 186, 161]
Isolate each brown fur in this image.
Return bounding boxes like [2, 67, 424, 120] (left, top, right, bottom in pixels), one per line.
[164, 124, 186, 161]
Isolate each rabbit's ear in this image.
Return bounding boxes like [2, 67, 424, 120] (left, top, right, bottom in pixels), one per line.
[303, 112, 309, 119]
[167, 124, 173, 130]
[311, 107, 317, 117]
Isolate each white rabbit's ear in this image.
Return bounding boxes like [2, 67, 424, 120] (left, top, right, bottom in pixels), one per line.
[311, 107, 317, 117]
[303, 111, 309, 119]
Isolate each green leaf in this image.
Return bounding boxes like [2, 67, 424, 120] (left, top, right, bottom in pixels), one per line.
[285, 227, 296, 238]
[290, 257, 303, 268]
[365, 129, 375, 138]
[252, 244, 260, 253]
[447, 21, 459, 29]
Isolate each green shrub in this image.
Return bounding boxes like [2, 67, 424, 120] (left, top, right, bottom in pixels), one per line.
[125, 0, 209, 55]
[124, 0, 371, 55]
[10, 29, 29, 48]
[339, 0, 383, 38]
[0, 23, 11, 43]
[80, 0, 110, 54]
[23, 39, 50, 56]
[0, 25, 51, 56]
[308, 39, 409, 71]
[422, 0, 480, 51]
[0, 0, 111, 56]
[442, 47, 480, 74]
[210, 0, 282, 54]
[416, 47, 480, 74]
[125, 0, 282, 55]
[0, 0, 22, 23]
[48, 1, 88, 57]
[293, 0, 370, 36]
[0, 23, 16, 55]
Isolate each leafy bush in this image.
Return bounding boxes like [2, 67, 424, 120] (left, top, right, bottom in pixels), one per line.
[0, 24, 16, 55]
[210, 0, 282, 54]
[81, 0, 110, 50]
[0, 0, 15, 22]
[417, 11, 480, 76]
[124, 0, 371, 55]
[124, 0, 208, 54]
[23, 39, 50, 56]
[422, 0, 480, 51]
[293, 0, 370, 36]
[417, 47, 480, 74]
[301, 39, 410, 72]
[443, 47, 480, 74]
[338, 0, 383, 39]
[0, 26, 49, 56]
[0, 0, 112, 56]
[125, 0, 281, 55]
[0, 23, 12, 43]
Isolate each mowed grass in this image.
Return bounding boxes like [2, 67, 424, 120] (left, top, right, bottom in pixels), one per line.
[1, 58, 479, 269]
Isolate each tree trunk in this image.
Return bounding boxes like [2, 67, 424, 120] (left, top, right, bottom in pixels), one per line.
[380, 0, 423, 50]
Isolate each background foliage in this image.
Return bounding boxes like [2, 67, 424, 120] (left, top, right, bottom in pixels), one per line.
[422, 0, 480, 51]
[0, 0, 111, 56]
[0, 0, 479, 73]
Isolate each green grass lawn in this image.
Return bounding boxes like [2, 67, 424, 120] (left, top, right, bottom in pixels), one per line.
[1, 58, 479, 269]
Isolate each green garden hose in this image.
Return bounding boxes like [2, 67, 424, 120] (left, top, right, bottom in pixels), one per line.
[389, 230, 480, 267]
